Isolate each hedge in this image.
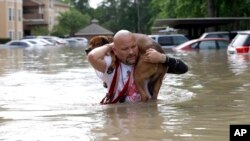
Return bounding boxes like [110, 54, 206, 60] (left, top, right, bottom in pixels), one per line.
[0, 38, 11, 44]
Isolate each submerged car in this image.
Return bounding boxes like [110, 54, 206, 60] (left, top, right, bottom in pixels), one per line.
[227, 31, 250, 54]
[173, 38, 229, 51]
[199, 31, 238, 41]
[5, 40, 35, 48]
[148, 34, 189, 49]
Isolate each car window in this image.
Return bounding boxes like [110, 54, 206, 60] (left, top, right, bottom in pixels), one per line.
[150, 37, 156, 40]
[219, 34, 230, 40]
[206, 34, 230, 40]
[206, 34, 219, 38]
[19, 42, 29, 47]
[9, 42, 19, 46]
[217, 40, 229, 48]
[199, 40, 216, 49]
[158, 36, 172, 46]
[27, 41, 37, 44]
[173, 36, 188, 45]
[231, 34, 250, 47]
[191, 42, 199, 49]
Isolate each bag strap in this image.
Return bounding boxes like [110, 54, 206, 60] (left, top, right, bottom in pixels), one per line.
[110, 73, 131, 104]
[100, 59, 119, 104]
[100, 60, 133, 104]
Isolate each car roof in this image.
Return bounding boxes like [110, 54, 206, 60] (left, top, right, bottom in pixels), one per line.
[202, 31, 229, 34]
[148, 34, 186, 37]
[176, 38, 229, 49]
[199, 31, 230, 37]
[5, 40, 34, 47]
[237, 30, 250, 34]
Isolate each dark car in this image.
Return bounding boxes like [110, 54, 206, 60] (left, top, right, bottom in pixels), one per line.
[173, 38, 230, 51]
[227, 31, 250, 54]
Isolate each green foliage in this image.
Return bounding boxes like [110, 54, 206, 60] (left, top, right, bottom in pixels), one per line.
[151, 0, 176, 18]
[51, 25, 69, 37]
[175, 0, 206, 17]
[91, 0, 157, 34]
[57, 8, 90, 36]
[71, 0, 93, 15]
[68, 0, 250, 34]
[32, 26, 49, 36]
[0, 38, 11, 44]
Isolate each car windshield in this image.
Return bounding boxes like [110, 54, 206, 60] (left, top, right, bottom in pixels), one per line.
[206, 34, 230, 40]
[158, 36, 172, 45]
[199, 40, 217, 49]
[176, 39, 198, 48]
[173, 36, 189, 45]
[218, 40, 229, 48]
[231, 34, 250, 47]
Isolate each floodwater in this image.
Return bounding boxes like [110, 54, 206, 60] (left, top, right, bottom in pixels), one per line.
[0, 46, 250, 141]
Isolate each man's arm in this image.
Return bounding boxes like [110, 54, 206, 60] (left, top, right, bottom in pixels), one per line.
[87, 43, 113, 73]
[143, 48, 188, 74]
[164, 56, 188, 74]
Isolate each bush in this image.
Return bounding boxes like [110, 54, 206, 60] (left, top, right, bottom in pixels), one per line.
[0, 38, 11, 44]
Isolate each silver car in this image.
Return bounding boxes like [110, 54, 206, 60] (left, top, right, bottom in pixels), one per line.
[148, 34, 189, 49]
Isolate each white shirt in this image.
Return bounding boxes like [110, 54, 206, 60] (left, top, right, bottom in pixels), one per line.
[96, 56, 141, 103]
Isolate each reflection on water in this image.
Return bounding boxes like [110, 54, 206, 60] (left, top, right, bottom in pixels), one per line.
[1, 47, 250, 141]
[227, 54, 250, 75]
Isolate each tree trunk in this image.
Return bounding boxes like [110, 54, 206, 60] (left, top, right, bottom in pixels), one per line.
[207, 0, 216, 17]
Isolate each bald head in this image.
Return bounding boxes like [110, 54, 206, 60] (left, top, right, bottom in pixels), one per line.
[112, 29, 138, 65]
[113, 30, 134, 44]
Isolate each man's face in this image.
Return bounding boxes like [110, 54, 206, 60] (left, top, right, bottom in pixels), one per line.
[113, 35, 138, 65]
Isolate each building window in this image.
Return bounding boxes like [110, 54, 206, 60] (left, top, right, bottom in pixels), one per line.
[9, 8, 12, 21]
[13, 9, 15, 21]
[9, 31, 13, 39]
[18, 9, 22, 21]
[39, 7, 43, 14]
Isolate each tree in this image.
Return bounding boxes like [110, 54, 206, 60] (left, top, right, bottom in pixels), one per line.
[56, 8, 91, 36]
[51, 25, 69, 37]
[71, 0, 94, 15]
[92, 0, 156, 34]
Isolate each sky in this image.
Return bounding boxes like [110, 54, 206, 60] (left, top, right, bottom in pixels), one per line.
[89, 0, 103, 9]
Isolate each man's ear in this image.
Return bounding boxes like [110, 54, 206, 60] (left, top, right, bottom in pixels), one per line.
[112, 46, 117, 55]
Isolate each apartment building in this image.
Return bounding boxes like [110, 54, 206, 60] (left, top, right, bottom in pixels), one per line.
[0, 0, 23, 40]
[0, 0, 69, 40]
[23, 0, 69, 36]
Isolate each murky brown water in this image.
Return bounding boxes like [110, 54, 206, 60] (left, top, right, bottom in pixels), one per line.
[0, 46, 250, 141]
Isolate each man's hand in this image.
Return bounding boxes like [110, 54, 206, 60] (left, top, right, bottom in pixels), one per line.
[143, 48, 166, 63]
[87, 43, 114, 73]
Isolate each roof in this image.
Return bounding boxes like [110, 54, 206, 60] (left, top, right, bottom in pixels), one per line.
[152, 17, 250, 39]
[75, 19, 113, 36]
[153, 17, 250, 29]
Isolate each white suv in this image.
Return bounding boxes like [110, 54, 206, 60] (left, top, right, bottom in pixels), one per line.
[227, 31, 250, 54]
[148, 34, 189, 49]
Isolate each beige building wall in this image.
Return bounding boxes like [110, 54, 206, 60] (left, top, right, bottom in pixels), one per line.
[40, 0, 55, 31]
[0, 0, 23, 40]
[54, 1, 70, 25]
[34, 0, 69, 32]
